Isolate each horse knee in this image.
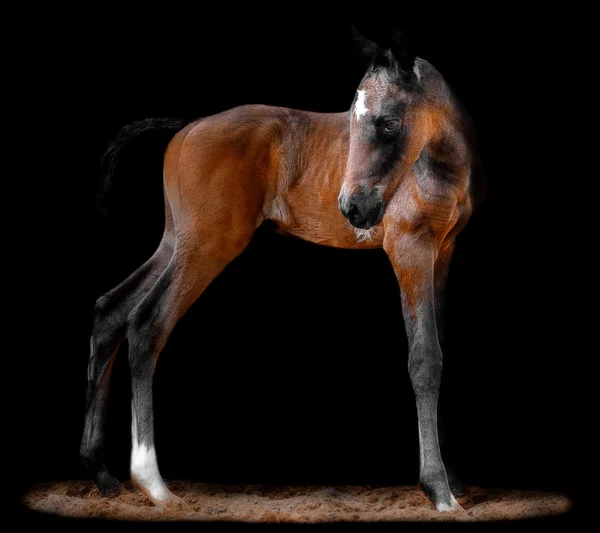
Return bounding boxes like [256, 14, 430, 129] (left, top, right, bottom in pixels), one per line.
[408, 346, 443, 396]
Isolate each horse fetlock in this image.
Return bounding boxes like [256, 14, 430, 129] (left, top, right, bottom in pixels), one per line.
[131, 471, 169, 503]
[97, 470, 121, 496]
[130, 442, 171, 504]
[81, 443, 120, 496]
[420, 469, 457, 511]
[130, 439, 190, 509]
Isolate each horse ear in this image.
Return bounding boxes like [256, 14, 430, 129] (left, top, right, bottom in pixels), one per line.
[389, 29, 416, 73]
[351, 25, 380, 60]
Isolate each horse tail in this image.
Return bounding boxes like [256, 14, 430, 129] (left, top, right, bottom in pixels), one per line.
[98, 118, 190, 214]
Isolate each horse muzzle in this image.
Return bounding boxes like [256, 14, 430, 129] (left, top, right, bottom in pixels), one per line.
[338, 187, 385, 229]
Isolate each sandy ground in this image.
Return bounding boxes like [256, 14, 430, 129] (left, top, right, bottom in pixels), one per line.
[22, 480, 571, 523]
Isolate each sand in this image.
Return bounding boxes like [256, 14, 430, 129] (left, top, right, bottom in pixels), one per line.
[22, 480, 573, 523]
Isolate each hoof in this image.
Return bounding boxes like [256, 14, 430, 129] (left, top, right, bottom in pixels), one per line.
[97, 471, 121, 497]
[420, 471, 464, 513]
[159, 493, 195, 514]
[132, 475, 195, 514]
[436, 494, 465, 513]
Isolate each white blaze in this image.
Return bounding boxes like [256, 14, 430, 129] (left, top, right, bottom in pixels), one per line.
[354, 90, 369, 121]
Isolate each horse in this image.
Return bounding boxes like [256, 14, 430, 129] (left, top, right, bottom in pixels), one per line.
[82, 29, 486, 513]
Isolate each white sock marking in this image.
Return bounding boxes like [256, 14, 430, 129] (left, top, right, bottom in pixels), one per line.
[131, 412, 170, 502]
[354, 90, 369, 121]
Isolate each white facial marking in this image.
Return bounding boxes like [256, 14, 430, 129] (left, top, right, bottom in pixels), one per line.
[131, 413, 170, 502]
[354, 90, 369, 121]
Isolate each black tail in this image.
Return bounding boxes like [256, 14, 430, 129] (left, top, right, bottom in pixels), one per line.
[98, 118, 190, 214]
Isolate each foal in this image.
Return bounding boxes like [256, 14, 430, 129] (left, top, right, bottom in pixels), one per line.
[83, 33, 485, 512]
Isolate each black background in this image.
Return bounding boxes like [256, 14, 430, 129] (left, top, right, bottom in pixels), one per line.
[17, 14, 582, 530]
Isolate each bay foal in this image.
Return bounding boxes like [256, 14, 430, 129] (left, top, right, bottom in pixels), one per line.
[82, 33, 485, 512]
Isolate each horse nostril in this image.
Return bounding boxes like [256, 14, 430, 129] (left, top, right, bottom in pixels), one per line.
[347, 203, 359, 219]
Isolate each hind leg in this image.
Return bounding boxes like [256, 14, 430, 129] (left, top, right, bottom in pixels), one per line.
[127, 227, 254, 507]
[80, 238, 173, 494]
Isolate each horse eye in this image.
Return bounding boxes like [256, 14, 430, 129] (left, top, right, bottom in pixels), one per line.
[383, 121, 400, 134]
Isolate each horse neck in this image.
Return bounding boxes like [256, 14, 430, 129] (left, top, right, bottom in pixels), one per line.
[283, 111, 350, 192]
